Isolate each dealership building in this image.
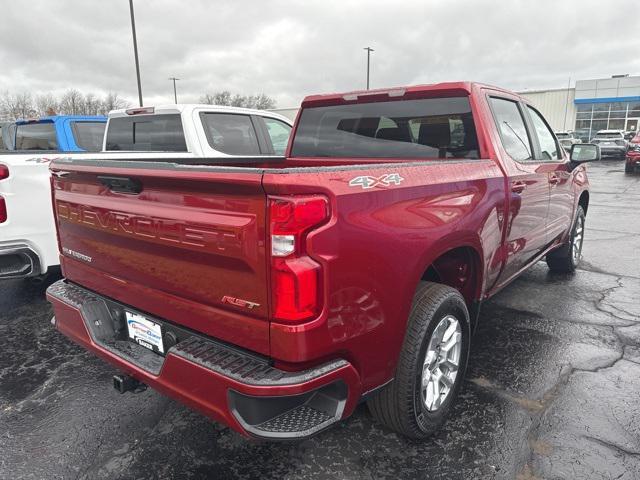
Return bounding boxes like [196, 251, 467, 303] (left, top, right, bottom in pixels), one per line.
[518, 74, 640, 141]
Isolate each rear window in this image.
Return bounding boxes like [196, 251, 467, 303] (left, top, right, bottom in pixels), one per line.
[200, 113, 260, 155]
[15, 122, 57, 150]
[105, 114, 187, 151]
[594, 132, 623, 139]
[290, 97, 479, 159]
[71, 121, 106, 151]
[555, 133, 569, 138]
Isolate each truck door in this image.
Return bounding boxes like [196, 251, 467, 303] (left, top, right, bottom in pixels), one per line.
[487, 96, 550, 282]
[523, 105, 574, 245]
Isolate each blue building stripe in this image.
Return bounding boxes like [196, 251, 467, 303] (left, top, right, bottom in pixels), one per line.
[574, 96, 640, 104]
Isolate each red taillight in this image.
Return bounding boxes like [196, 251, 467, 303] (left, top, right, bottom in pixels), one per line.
[0, 196, 6, 223]
[0, 164, 8, 180]
[269, 195, 329, 323]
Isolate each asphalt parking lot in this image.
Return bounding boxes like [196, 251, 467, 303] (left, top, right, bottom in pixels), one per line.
[1, 160, 639, 480]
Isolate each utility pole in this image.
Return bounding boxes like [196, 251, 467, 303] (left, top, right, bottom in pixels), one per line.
[563, 77, 571, 131]
[364, 47, 374, 90]
[129, 0, 143, 107]
[169, 77, 180, 104]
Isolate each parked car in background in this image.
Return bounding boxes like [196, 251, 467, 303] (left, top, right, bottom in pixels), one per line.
[47, 82, 596, 441]
[625, 130, 640, 173]
[0, 106, 292, 280]
[555, 131, 581, 151]
[590, 129, 627, 159]
[105, 104, 292, 155]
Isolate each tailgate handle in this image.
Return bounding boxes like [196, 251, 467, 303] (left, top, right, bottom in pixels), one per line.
[98, 176, 142, 194]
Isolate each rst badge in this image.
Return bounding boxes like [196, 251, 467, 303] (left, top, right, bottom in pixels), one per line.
[349, 173, 404, 189]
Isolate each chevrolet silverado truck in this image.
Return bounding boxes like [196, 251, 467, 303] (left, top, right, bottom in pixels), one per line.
[0, 106, 291, 280]
[46, 82, 598, 440]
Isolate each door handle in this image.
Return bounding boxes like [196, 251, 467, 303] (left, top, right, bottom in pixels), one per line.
[511, 181, 527, 194]
[98, 176, 142, 194]
[549, 174, 560, 185]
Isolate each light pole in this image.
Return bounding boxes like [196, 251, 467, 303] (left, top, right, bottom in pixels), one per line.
[169, 77, 180, 104]
[129, 0, 143, 107]
[364, 47, 374, 90]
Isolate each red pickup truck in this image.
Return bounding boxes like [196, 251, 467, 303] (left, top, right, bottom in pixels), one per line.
[47, 82, 598, 440]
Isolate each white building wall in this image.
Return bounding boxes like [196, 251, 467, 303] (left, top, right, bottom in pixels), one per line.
[518, 88, 576, 132]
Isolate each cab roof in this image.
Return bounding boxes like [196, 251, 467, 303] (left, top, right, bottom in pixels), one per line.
[301, 81, 519, 108]
[107, 104, 292, 125]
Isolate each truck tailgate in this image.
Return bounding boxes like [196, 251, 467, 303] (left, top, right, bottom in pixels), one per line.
[50, 161, 270, 355]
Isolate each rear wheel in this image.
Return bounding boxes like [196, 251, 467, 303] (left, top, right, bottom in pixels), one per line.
[546, 206, 585, 273]
[368, 282, 470, 439]
[626, 162, 635, 174]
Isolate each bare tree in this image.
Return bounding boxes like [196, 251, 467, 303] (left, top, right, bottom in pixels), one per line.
[99, 92, 128, 115]
[58, 89, 85, 115]
[0, 91, 35, 119]
[83, 93, 102, 115]
[35, 93, 59, 116]
[199, 91, 276, 109]
[252, 93, 276, 110]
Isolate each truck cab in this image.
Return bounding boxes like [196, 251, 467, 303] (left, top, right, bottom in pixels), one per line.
[11, 115, 106, 152]
[104, 104, 292, 156]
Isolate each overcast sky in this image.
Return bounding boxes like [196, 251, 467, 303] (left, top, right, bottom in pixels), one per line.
[1, 0, 638, 108]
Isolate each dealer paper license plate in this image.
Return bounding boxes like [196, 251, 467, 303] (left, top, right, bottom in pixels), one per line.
[126, 311, 164, 354]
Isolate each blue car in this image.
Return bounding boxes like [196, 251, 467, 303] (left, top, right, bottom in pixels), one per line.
[4, 115, 106, 152]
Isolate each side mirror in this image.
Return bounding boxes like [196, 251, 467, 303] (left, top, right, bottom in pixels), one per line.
[570, 143, 600, 164]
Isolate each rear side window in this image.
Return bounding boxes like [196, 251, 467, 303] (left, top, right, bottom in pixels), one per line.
[291, 97, 479, 159]
[15, 123, 57, 150]
[105, 114, 187, 151]
[71, 121, 106, 151]
[200, 113, 260, 155]
[263, 117, 291, 155]
[488, 97, 532, 161]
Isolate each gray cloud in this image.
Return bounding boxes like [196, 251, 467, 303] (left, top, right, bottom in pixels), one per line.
[1, 0, 638, 108]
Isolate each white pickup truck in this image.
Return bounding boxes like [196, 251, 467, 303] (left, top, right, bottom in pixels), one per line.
[0, 105, 292, 280]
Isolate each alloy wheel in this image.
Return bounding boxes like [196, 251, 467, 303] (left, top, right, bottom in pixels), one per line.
[421, 315, 462, 412]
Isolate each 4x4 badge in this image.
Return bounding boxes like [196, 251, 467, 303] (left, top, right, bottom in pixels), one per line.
[349, 173, 404, 189]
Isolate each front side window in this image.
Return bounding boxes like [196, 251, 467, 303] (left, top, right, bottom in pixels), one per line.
[291, 97, 479, 159]
[15, 122, 57, 150]
[488, 97, 532, 161]
[200, 113, 260, 155]
[527, 106, 560, 161]
[71, 121, 106, 151]
[262, 117, 291, 155]
[105, 114, 187, 152]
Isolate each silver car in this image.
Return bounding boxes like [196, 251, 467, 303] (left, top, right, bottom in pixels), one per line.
[590, 130, 627, 159]
[555, 131, 581, 152]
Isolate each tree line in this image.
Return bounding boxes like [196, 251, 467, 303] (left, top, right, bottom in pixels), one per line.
[199, 91, 276, 110]
[0, 90, 129, 120]
[0, 89, 277, 121]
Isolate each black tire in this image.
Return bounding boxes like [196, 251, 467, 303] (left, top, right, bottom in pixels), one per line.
[368, 282, 470, 439]
[546, 205, 585, 273]
[625, 162, 634, 174]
